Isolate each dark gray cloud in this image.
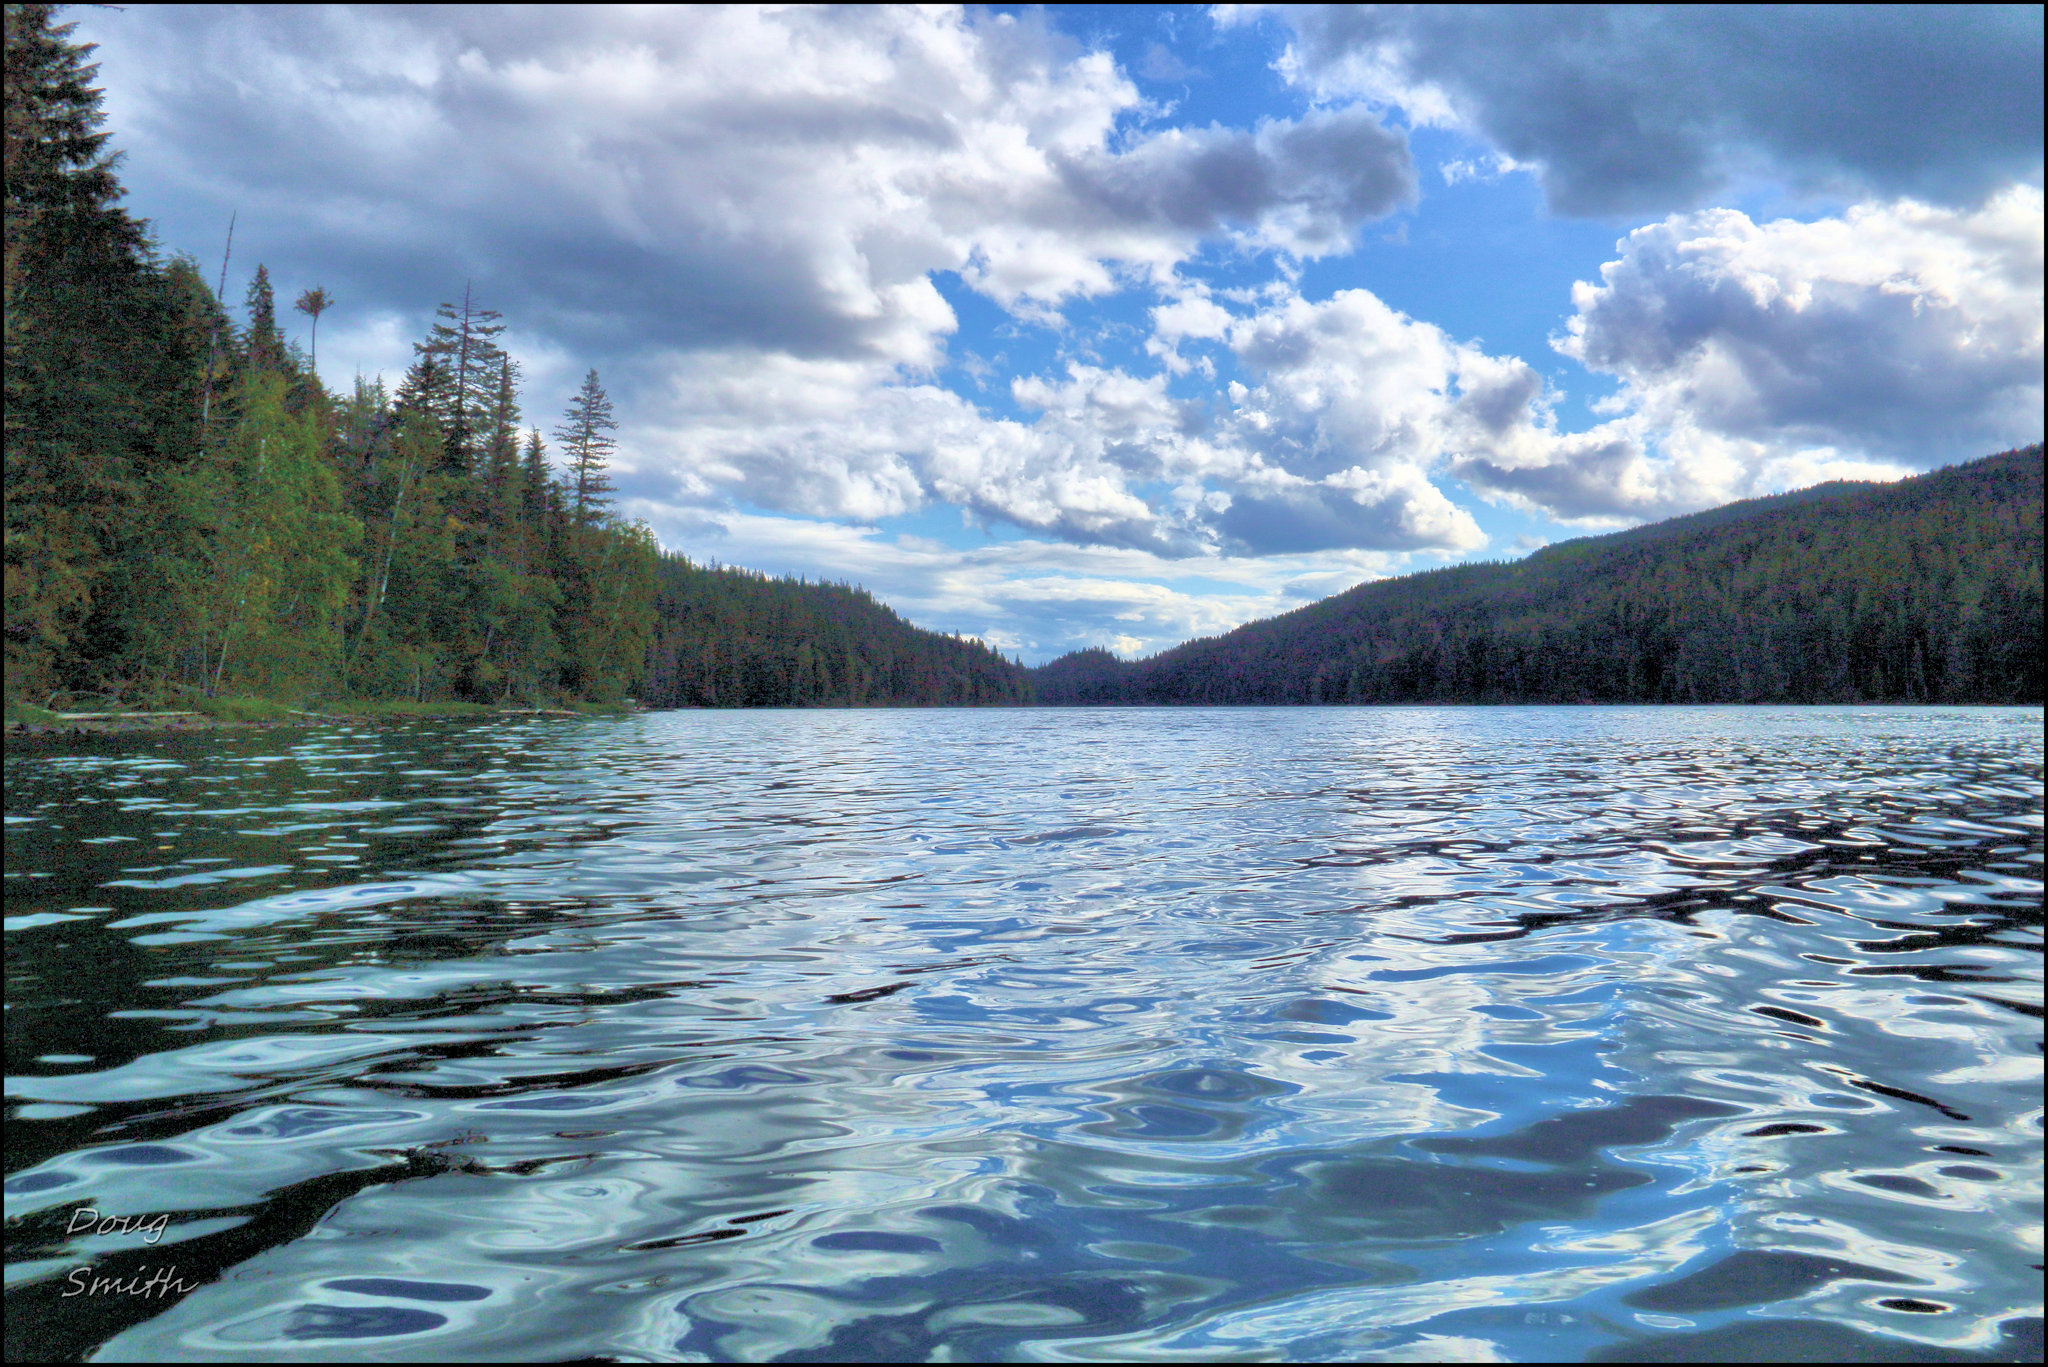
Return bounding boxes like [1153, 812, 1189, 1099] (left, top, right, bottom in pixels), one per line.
[1274, 5, 2044, 214]
[1053, 105, 1413, 250]
[1214, 481, 1455, 556]
[1451, 436, 1651, 522]
[1453, 359, 1543, 435]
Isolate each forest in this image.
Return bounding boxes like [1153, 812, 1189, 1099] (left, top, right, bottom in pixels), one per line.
[6, 7, 2040, 718]
[3, 5, 1022, 715]
[1033, 445, 2044, 706]
[643, 558, 1030, 708]
[4, 5, 659, 712]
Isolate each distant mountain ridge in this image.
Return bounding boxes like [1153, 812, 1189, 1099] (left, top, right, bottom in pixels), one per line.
[642, 554, 1031, 707]
[1031, 445, 2044, 706]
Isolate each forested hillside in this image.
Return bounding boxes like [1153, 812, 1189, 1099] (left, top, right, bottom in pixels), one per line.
[1033, 445, 2044, 706]
[8, 8, 2036, 718]
[644, 556, 1030, 707]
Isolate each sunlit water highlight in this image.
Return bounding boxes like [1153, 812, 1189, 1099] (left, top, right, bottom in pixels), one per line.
[4, 706, 2041, 1362]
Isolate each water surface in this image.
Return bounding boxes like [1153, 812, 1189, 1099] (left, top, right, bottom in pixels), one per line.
[5, 706, 2041, 1361]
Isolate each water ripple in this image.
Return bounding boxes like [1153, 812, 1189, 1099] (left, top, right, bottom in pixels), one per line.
[4, 707, 2040, 1362]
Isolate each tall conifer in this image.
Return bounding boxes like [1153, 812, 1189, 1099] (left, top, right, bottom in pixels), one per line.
[417, 282, 504, 475]
[4, 3, 199, 696]
[553, 368, 617, 525]
[243, 263, 284, 373]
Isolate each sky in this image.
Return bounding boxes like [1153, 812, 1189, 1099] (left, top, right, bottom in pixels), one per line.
[76, 4, 2044, 664]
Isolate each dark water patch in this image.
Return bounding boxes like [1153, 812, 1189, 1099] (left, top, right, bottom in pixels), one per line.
[1592, 1314, 2043, 1363]
[1412, 1093, 1743, 1167]
[812, 1231, 944, 1255]
[278, 1303, 447, 1339]
[320, 1277, 490, 1302]
[1623, 1249, 1916, 1311]
[824, 981, 910, 1004]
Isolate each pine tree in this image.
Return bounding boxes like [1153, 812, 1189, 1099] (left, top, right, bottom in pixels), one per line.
[394, 348, 456, 431]
[483, 355, 522, 529]
[553, 368, 616, 526]
[243, 263, 285, 374]
[4, 3, 200, 698]
[415, 282, 504, 475]
[521, 427, 550, 522]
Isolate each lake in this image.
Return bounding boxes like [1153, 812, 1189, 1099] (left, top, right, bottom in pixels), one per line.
[4, 706, 2041, 1362]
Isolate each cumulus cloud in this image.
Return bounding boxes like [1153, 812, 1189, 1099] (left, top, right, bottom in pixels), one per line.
[1183, 190, 2042, 534]
[620, 350, 1227, 556]
[651, 509, 1405, 662]
[98, 6, 1410, 361]
[1561, 189, 2045, 457]
[1451, 189, 2044, 520]
[88, 4, 1430, 557]
[1252, 4, 2044, 214]
[1205, 288, 1503, 553]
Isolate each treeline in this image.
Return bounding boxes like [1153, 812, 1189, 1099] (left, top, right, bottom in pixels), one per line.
[2, 6, 1037, 715]
[4, 5, 657, 709]
[1035, 445, 2044, 706]
[644, 556, 1031, 707]
[10, 10, 2038, 718]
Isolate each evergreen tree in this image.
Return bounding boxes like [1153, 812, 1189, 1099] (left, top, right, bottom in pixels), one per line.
[483, 355, 522, 530]
[553, 368, 616, 525]
[520, 427, 550, 521]
[415, 282, 504, 475]
[243, 263, 285, 374]
[394, 348, 456, 431]
[4, 3, 199, 699]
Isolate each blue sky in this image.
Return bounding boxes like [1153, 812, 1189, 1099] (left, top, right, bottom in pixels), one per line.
[77, 5, 2043, 662]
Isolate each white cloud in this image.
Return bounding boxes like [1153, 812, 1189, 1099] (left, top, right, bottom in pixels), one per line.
[91, 5, 1428, 563]
[103, 6, 1410, 359]
[1205, 288, 1508, 553]
[619, 350, 1220, 555]
[1241, 5, 2044, 215]
[632, 509, 1407, 663]
[1439, 152, 1525, 187]
[1449, 189, 2046, 522]
[1561, 189, 2044, 455]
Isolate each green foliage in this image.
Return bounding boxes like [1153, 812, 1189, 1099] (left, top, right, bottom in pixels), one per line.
[555, 368, 617, 526]
[4, 4, 203, 699]
[1036, 447, 2045, 706]
[1, 10, 669, 713]
[165, 372, 361, 700]
[643, 556, 1032, 707]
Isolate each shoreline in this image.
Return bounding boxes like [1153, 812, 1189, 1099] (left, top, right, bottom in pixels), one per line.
[6, 704, 631, 740]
